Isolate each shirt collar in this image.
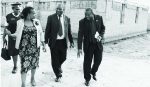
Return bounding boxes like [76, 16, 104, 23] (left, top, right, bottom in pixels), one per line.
[57, 14, 64, 18]
[12, 13, 20, 17]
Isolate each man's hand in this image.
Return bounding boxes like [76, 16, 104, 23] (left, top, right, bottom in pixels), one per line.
[96, 36, 102, 42]
[95, 32, 102, 42]
[70, 43, 74, 48]
[77, 49, 82, 58]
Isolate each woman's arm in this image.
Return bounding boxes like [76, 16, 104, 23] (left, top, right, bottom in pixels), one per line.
[38, 20, 47, 52]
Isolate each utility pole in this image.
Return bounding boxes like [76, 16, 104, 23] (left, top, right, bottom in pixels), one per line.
[38, 0, 41, 20]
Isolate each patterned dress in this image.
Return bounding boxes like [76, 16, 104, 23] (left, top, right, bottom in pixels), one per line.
[19, 26, 40, 73]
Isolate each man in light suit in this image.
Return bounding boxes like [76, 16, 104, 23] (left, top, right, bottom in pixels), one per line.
[45, 4, 74, 82]
[77, 8, 105, 86]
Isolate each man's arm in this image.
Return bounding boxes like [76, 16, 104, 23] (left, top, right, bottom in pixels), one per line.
[99, 16, 105, 39]
[68, 18, 74, 43]
[77, 20, 84, 50]
[45, 16, 51, 44]
[77, 20, 84, 58]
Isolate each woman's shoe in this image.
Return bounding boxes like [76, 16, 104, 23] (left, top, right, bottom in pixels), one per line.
[31, 80, 36, 86]
[21, 83, 25, 87]
[12, 67, 17, 74]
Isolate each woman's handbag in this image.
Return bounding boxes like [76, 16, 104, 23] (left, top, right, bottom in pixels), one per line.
[1, 39, 11, 60]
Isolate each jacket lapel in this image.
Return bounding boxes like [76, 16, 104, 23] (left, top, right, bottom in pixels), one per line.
[54, 14, 59, 23]
[64, 15, 67, 34]
[94, 15, 101, 33]
[54, 14, 60, 32]
[84, 18, 91, 32]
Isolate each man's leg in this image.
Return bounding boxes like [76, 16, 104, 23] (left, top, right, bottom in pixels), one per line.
[59, 48, 67, 73]
[84, 44, 94, 82]
[91, 44, 103, 80]
[57, 39, 67, 73]
[50, 47, 62, 78]
[59, 39, 67, 73]
[59, 48, 67, 66]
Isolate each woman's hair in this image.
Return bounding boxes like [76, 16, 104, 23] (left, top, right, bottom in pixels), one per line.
[21, 6, 34, 19]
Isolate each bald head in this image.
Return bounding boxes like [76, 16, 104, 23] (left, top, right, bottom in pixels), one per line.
[56, 4, 65, 16]
[85, 8, 94, 20]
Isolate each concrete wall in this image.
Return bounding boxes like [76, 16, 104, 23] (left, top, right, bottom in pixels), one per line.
[1, 0, 149, 42]
[104, 1, 148, 42]
[147, 14, 150, 30]
[38, 0, 149, 42]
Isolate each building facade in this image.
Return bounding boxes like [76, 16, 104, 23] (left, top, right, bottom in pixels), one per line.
[1, 0, 149, 42]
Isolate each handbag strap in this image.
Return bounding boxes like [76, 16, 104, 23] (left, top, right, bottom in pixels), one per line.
[3, 39, 7, 48]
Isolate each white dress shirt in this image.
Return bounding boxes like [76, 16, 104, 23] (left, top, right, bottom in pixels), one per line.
[57, 15, 65, 39]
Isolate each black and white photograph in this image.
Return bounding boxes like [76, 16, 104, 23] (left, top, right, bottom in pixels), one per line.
[0, 0, 150, 87]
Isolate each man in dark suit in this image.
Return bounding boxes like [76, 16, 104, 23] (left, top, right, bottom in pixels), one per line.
[45, 4, 74, 82]
[77, 8, 105, 86]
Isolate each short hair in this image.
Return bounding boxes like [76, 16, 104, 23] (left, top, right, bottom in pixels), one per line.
[56, 4, 65, 10]
[21, 7, 34, 19]
[85, 8, 94, 14]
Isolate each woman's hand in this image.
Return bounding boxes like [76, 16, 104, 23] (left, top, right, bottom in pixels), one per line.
[41, 41, 46, 52]
[5, 29, 11, 36]
[10, 34, 17, 40]
[42, 46, 46, 52]
[10, 34, 16, 38]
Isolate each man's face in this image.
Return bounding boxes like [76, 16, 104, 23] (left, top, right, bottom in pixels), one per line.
[13, 7, 20, 15]
[56, 7, 63, 16]
[85, 11, 93, 20]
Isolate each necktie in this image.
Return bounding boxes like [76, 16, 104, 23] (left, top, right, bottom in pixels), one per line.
[91, 19, 96, 35]
[90, 18, 96, 43]
[58, 16, 63, 36]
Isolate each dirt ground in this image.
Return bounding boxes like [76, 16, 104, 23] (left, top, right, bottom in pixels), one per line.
[1, 32, 150, 87]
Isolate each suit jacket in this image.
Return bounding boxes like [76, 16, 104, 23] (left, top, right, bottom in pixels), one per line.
[78, 15, 105, 52]
[45, 13, 73, 49]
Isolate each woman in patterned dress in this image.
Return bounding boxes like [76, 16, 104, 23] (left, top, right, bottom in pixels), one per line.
[11, 7, 46, 87]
